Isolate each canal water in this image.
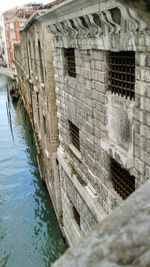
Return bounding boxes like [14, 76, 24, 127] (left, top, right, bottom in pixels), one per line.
[0, 75, 67, 267]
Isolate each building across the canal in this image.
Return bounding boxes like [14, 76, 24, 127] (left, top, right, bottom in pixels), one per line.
[14, 0, 150, 248]
[2, 3, 43, 68]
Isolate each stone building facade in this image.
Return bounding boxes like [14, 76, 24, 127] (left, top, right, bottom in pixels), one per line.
[2, 4, 42, 67]
[15, 0, 150, 247]
[14, 10, 63, 225]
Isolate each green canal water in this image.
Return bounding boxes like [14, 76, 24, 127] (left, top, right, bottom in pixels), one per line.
[0, 75, 67, 267]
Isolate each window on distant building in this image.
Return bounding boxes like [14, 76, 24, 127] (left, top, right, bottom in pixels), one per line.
[72, 206, 80, 228]
[64, 48, 76, 78]
[28, 41, 33, 70]
[110, 158, 135, 200]
[69, 121, 80, 151]
[20, 21, 25, 28]
[10, 29, 15, 39]
[18, 10, 24, 18]
[9, 22, 14, 30]
[33, 41, 37, 74]
[108, 51, 135, 100]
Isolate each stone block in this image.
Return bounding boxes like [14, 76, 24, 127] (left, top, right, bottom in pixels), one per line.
[91, 50, 106, 61]
[135, 66, 141, 81]
[135, 158, 145, 175]
[141, 69, 150, 82]
[85, 122, 94, 135]
[134, 146, 140, 159]
[134, 121, 140, 134]
[140, 97, 150, 112]
[135, 52, 146, 67]
[141, 150, 150, 166]
[102, 200, 112, 214]
[92, 90, 106, 104]
[141, 125, 150, 138]
[92, 70, 107, 83]
[92, 80, 106, 93]
[146, 139, 150, 154]
[146, 165, 150, 178]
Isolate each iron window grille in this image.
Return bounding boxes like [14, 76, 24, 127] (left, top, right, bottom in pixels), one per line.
[111, 158, 135, 200]
[108, 51, 135, 100]
[64, 48, 76, 78]
[69, 121, 80, 151]
[73, 206, 80, 228]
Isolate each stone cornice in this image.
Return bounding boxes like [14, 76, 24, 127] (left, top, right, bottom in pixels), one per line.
[45, 3, 148, 39]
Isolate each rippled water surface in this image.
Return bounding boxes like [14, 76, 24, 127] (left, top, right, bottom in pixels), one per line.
[0, 75, 67, 267]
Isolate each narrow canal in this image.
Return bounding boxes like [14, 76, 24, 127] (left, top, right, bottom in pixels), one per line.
[0, 75, 67, 267]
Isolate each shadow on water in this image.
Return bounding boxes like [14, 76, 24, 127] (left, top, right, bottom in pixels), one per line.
[0, 75, 67, 267]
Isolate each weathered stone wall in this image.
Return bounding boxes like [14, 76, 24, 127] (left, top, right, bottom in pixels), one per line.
[14, 0, 150, 248]
[52, 178, 150, 267]
[58, 148, 106, 245]
[14, 15, 62, 225]
[45, 0, 150, 245]
[134, 52, 150, 183]
[54, 47, 121, 245]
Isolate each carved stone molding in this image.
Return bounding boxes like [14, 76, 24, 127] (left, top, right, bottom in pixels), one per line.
[47, 4, 148, 40]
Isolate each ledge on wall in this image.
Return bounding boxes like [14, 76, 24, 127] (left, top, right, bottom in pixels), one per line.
[68, 143, 82, 161]
[100, 138, 134, 170]
[52, 177, 150, 267]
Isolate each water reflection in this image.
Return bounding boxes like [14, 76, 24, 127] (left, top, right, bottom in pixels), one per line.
[0, 75, 67, 267]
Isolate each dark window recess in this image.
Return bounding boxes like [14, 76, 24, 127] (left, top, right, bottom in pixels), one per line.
[33, 40, 37, 74]
[111, 159, 135, 200]
[43, 115, 47, 134]
[36, 93, 40, 124]
[69, 121, 80, 151]
[108, 51, 135, 100]
[28, 41, 33, 70]
[64, 48, 76, 78]
[73, 206, 80, 228]
[38, 40, 44, 83]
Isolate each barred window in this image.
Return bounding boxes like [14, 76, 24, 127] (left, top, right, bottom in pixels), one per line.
[73, 206, 80, 228]
[64, 48, 76, 78]
[69, 121, 80, 151]
[111, 158, 135, 200]
[108, 51, 135, 100]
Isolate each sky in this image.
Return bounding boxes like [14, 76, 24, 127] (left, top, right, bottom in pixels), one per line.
[0, 0, 53, 16]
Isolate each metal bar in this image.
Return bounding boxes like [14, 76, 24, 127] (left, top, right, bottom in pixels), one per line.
[69, 121, 80, 151]
[108, 51, 135, 100]
[111, 159, 135, 199]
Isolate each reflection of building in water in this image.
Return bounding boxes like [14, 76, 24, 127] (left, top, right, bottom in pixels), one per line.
[1, 3, 43, 68]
